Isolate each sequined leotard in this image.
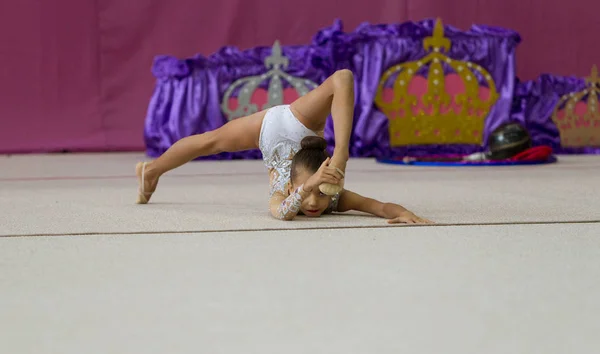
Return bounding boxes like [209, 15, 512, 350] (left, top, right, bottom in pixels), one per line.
[258, 105, 339, 215]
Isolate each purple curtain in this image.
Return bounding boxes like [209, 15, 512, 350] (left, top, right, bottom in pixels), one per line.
[145, 19, 600, 158]
[145, 18, 525, 159]
[144, 44, 335, 159]
[314, 19, 521, 157]
[511, 75, 600, 154]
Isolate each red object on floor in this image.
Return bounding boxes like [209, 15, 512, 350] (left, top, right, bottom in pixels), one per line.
[510, 146, 553, 161]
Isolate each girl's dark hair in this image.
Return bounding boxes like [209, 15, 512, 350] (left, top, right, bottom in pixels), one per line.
[291, 136, 329, 183]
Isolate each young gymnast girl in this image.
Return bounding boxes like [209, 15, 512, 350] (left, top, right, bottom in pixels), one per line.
[136, 69, 432, 224]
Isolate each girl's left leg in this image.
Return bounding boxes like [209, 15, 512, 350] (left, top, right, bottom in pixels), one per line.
[136, 109, 266, 203]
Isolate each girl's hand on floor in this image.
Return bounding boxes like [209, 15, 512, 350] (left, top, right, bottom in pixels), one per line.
[387, 211, 434, 224]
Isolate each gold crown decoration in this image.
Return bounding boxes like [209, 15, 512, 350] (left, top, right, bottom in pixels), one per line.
[221, 40, 318, 120]
[374, 18, 499, 146]
[551, 65, 600, 147]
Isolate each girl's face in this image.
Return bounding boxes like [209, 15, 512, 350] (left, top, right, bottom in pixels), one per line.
[290, 168, 332, 217]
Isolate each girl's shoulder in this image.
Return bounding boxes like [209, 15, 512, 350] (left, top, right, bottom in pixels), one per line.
[323, 192, 341, 214]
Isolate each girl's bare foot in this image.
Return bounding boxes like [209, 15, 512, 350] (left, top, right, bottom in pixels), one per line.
[136, 162, 160, 204]
[319, 151, 348, 195]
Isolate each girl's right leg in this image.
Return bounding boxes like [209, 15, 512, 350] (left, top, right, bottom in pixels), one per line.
[290, 69, 354, 173]
[136, 109, 266, 203]
[289, 69, 354, 194]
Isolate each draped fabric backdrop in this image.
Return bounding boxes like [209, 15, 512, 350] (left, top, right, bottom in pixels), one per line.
[1, 0, 599, 153]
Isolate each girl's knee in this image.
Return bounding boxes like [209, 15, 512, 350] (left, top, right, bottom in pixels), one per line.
[333, 69, 354, 86]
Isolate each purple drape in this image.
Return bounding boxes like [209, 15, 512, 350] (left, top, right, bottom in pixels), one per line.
[144, 44, 335, 159]
[313, 19, 521, 157]
[511, 75, 600, 154]
[144, 18, 599, 159]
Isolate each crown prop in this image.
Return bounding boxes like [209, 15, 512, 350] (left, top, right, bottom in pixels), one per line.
[221, 40, 318, 120]
[551, 65, 600, 147]
[374, 19, 499, 146]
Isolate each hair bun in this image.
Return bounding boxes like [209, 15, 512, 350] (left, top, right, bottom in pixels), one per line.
[300, 136, 327, 151]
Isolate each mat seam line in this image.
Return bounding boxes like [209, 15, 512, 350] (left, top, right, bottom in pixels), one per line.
[2, 220, 599, 238]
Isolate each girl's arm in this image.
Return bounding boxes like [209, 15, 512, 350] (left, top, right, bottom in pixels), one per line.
[269, 185, 310, 221]
[337, 190, 433, 224]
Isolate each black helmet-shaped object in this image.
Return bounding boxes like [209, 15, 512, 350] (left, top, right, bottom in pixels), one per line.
[486, 122, 532, 160]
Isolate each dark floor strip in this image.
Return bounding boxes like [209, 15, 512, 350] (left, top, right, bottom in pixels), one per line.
[1, 220, 599, 238]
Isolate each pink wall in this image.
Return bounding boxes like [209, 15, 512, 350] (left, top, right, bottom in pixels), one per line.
[1, 0, 599, 154]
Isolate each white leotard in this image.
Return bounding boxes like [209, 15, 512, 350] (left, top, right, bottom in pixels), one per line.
[259, 105, 318, 196]
[258, 105, 340, 213]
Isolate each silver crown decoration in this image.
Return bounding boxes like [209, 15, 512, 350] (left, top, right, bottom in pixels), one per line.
[221, 40, 318, 120]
